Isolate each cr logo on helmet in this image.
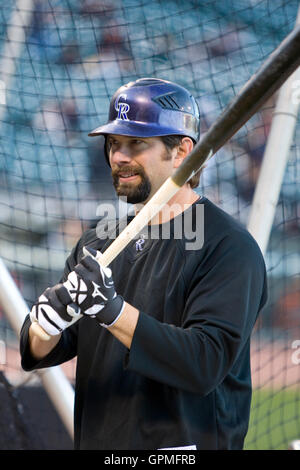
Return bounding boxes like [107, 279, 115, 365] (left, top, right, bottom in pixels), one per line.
[115, 94, 130, 121]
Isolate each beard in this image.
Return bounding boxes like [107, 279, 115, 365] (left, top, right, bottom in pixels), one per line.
[111, 164, 152, 204]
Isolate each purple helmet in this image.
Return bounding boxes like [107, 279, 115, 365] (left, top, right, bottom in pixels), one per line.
[88, 78, 200, 157]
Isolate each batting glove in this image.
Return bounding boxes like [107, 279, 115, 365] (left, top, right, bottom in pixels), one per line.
[63, 246, 125, 328]
[30, 284, 81, 336]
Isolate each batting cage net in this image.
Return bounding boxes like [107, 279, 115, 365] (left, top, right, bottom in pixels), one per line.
[0, 0, 299, 450]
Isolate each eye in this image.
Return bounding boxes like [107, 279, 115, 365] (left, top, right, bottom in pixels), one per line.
[107, 138, 118, 149]
[131, 139, 145, 146]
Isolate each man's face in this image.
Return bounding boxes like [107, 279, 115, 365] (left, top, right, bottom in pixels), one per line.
[107, 135, 175, 204]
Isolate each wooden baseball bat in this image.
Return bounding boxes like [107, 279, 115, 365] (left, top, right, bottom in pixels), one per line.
[31, 24, 300, 340]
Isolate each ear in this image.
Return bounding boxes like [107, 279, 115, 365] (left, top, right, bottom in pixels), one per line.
[173, 137, 194, 168]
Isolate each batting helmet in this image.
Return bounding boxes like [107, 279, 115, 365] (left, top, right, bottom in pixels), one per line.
[88, 78, 200, 160]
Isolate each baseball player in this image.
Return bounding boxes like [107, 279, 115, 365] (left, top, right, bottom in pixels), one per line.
[20, 78, 268, 450]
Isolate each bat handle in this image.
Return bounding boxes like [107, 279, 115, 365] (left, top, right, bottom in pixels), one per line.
[31, 321, 51, 341]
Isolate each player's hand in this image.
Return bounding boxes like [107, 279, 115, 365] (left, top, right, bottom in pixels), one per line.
[63, 246, 125, 328]
[30, 284, 81, 336]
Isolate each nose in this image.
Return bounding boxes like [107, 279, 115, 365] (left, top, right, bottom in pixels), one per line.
[109, 144, 132, 167]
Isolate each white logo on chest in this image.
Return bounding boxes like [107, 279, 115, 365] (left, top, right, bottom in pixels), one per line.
[135, 237, 145, 252]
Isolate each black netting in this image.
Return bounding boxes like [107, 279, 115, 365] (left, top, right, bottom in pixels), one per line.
[0, 0, 299, 449]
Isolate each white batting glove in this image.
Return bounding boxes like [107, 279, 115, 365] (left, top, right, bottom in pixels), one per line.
[63, 246, 125, 328]
[30, 283, 82, 336]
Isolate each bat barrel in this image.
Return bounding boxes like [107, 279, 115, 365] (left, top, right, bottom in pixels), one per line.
[172, 24, 300, 187]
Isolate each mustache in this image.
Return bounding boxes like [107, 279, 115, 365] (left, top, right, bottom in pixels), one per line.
[111, 165, 145, 178]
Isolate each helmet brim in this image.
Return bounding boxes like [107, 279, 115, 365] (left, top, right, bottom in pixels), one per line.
[88, 120, 193, 139]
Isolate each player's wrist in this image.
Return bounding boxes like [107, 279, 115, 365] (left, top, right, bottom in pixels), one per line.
[96, 295, 125, 328]
[29, 321, 62, 360]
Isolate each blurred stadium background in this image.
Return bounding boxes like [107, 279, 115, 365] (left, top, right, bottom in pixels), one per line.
[0, 0, 299, 450]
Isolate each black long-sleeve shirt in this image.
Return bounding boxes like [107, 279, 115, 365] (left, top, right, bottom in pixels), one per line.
[20, 197, 268, 450]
